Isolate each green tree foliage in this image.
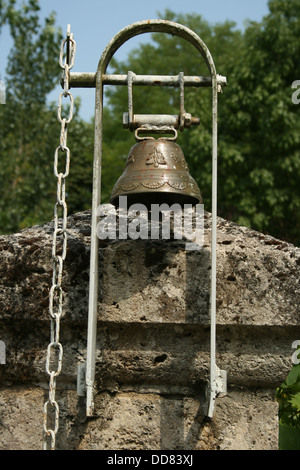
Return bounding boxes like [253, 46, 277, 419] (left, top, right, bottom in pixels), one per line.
[0, 0, 94, 232]
[0, 0, 63, 231]
[221, 0, 300, 245]
[276, 355, 300, 449]
[65, 111, 94, 215]
[102, 2, 300, 245]
[276, 364, 300, 426]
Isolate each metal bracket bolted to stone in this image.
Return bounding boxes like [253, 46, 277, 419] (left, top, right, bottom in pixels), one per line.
[206, 366, 227, 418]
[215, 367, 227, 396]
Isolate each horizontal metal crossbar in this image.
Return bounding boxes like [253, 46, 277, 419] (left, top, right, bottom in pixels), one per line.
[67, 72, 227, 89]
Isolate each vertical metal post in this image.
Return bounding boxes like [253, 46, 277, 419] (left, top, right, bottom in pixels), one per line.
[207, 75, 219, 418]
[85, 70, 103, 416]
[207, 76, 227, 417]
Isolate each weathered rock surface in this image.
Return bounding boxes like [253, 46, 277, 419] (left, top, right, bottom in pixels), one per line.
[0, 206, 299, 450]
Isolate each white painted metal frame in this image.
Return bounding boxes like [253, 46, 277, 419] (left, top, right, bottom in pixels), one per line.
[81, 19, 226, 417]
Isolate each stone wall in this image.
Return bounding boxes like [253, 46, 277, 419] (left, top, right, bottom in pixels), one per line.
[0, 207, 300, 450]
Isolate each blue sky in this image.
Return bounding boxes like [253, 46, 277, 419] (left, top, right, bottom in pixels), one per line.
[0, 0, 270, 121]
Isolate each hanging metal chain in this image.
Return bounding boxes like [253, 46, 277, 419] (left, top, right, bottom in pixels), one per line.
[43, 25, 76, 451]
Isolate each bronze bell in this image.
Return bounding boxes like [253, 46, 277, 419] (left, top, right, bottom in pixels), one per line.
[110, 139, 202, 208]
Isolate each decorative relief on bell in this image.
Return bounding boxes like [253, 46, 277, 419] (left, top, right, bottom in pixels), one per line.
[146, 148, 167, 167]
[169, 152, 189, 170]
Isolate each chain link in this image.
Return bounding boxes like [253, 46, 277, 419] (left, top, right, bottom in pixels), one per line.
[43, 26, 76, 451]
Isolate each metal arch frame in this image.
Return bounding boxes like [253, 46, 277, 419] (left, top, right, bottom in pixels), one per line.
[84, 19, 226, 417]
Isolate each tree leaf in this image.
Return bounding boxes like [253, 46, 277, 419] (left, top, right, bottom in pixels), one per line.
[290, 393, 300, 412]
